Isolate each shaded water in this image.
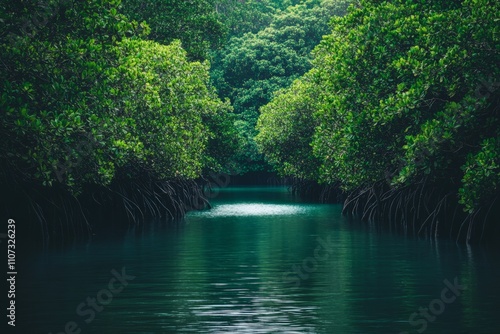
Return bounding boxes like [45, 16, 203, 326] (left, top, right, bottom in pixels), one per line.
[14, 187, 500, 333]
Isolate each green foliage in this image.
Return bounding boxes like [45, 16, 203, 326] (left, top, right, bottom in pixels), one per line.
[214, 0, 338, 37]
[212, 0, 351, 172]
[256, 74, 321, 179]
[257, 0, 500, 213]
[0, 0, 237, 193]
[201, 95, 240, 173]
[105, 39, 228, 180]
[214, 0, 276, 36]
[213, 0, 350, 115]
[120, 0, 226, 61]
[460, 136, 500, 212]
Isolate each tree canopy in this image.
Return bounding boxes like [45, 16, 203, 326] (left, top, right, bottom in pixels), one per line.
[212, 0, 352, 172]
[120, 0, 226, 61]
[0, 0, 237, 194]
[257, 0, 500, 217]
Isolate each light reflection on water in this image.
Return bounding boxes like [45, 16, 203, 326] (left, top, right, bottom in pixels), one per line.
[190, 294, 317, 333]
[191, 203, 308, 217]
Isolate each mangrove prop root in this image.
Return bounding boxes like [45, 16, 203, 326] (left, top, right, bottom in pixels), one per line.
[1, 176, 211, 246]
[342, 180, 496, 243]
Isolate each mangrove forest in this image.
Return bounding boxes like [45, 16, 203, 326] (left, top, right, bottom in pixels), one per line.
[2, 0, 499, 243]
[2, 1, 500, 334]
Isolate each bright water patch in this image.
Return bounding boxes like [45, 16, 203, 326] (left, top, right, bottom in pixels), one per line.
[190, 203, 308, 217]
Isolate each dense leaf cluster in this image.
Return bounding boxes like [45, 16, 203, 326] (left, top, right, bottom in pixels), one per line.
[0, 0, 237, 195]
[212, 0, 351, 172]
[121, 0, 226, 61]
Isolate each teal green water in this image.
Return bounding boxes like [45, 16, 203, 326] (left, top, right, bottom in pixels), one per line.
[16, 187, 500, 333]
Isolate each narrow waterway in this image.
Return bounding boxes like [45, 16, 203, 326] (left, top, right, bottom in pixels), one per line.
[16, 187, 500, 333]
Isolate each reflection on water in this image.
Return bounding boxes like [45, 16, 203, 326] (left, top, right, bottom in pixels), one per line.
[192, 203, 308, 217]
[16, 187, 500, 333]
[190, 294, 317, 333]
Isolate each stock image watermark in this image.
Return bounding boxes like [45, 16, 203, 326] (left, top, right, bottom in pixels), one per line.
[48, 267, 135, 334]
[6, 219, 17, 327]
[282, 235, 335, 287]
[6, 0, 73, 43]
[399, 277, 467, 334]
[204, 171, 231, 197]
[185, 163, 241, 212]
[54, 132, 97, 184]
[474, 75, 500, 99]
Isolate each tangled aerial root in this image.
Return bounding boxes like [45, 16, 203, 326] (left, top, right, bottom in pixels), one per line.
[341, 179, 499, 243]
[1, 177, 210, 247]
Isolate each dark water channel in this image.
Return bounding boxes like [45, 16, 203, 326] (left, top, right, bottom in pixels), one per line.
[14, 187, 500, 333]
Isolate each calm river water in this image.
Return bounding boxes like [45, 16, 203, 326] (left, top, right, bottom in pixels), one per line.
[15, 187, 500, 333]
